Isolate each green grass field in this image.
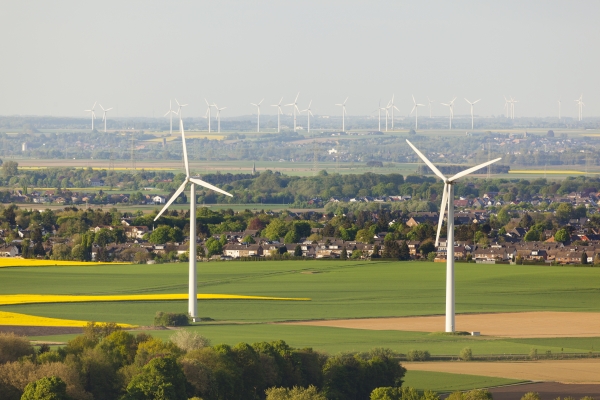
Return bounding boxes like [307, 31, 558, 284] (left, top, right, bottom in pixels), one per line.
[3, 260, 600, 355]
[402, 370, 525, 392]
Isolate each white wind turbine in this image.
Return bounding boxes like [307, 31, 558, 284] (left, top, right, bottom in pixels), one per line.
[509, 96, 518, 119]
[301, 100, 314, 133]
[406, 139, 501, 332]
[464, 98, 481, 130]
[427, 97, 434, 118]
[440, 97, 457, 129]
[100, 105, 113, 133]
[250, 99, 264, 133]
[204, 99, 212, 133]
[164, 100, 178, 135]
[271, 97, 284, 133]
[410, 95, 425, 131]
[374, 100, 386, 131]
[575, 94, 584, 121]
[154, 119, 233, 321]
[335, 97, 349, 132]
[558, 97, 561, 120]
[503, 96, 510, 118]
[285, 93, 300, 131]
[175, 99, 188, 123]
[84, 102, 97, 131]
[389, 94, 400, 130]
[213, 103, 226, 133]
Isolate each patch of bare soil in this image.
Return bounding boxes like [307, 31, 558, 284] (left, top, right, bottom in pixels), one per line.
[489, 382, 600, 400]
[0, 325, 83, 336]
[405, 359, 600, 384]
[283, 312, 600, 338]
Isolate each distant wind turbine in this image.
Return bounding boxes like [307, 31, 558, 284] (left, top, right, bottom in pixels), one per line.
[204, 99, 212, 133]
[503, 96, 510, 118]
[335, 97, 349, 131]
[440, 97, 457, 129]
[575, 94, 584, 121]
[154, 119, 232, 322]
[374, 100, 386, 131]
[285, 93, 301, 131]
[84, 102, 97, 131]
[250, 99, 264, 133]
[427, 97, 434, 118]
[410, 95, 425, 131]
[164, 100, 178, 135]
[558, 97, 561, 120]
[301, 100, 314, 133]
[464, 98, 481, 130]
[271, 97, 284, 133]
[406, 139, 501, 332]
[100, 105, 113, 133]
[213, 103, 226, 133]
[175, 99, 188, 123]
[389, 94, 400, 130]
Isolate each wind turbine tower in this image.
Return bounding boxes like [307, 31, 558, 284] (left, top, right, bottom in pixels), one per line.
[558, 97, 561, 120]
[214, 104, 226, 133]
[410, 95, 425, 130]
[406, 140, 501, 332]
[301, 100, 314, 133]
[285, 93, 300, 131]
[84, 102, 97, 131]
[335, 97, 348, 132]
[427, 97, 434, 118]
[389, 94, 400, 130]
[154, 120, 233, 322]
[271, 97, 284, 133]
[250, 99, 264, 133]
[464, 98, 481, 130]
[575, 94, 584, 121]
[204, 100, 212, 133]
[164, 100, 178, 135]
[441, 97, 457, 129]
[100, 105, 113, 133]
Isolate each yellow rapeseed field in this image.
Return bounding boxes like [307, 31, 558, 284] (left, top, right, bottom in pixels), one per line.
[509, 170, 598, 175]
[0, 259, 132, 268]
[0, 311, 135, 327]
[0, 293, 311, 306]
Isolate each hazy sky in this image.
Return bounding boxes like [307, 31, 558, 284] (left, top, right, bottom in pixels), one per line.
[2, 1, 598, 119]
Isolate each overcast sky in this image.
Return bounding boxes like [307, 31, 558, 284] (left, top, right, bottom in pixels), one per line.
[1, 1, 598, 119]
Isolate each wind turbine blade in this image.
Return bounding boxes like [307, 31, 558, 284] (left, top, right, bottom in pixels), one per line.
[410, 105, 416, 115]
[92, 102, 96, 109]
[189, 178, 233, 197]
[406, 140, 447, 181]
[394, 106, 400, 112]
[295, 92, 300, 102]
[308, 100, 312, 108]
[473, 99, 481, 104]
[100, 104, 105, 111]
[449, 158, 502, 181]
[464, 98, 471, 104]
[259, 99, 264, 105]
[250, 103, 257, 107]
[344, 97, 348, 104]
[154, 182, 187, 221]
[435, 183, 449, 247]
[180, 120, 190, 176]
[175, 99, 180, 107]
[412, 94, 416, 104]
[205, 99, 210, 106]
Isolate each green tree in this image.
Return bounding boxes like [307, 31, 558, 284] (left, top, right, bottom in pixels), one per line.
[554, 228, 569, 243]
[205, 237, 223, 257]
[340, 247, 348, 260]
[523, 229, 541, 242]
[399, 241, 410, 261]
[148, 225, 172, 244]
[264, 219, 288, 241]
[266, 385, 327, 400]
[122, 356, 189, 400]
[294, 245, 302, 257]
[284, 230, 299, 244]
[2, 160, 18, 177]
[555, 203, 574, 224]
[94, 228, 114, 246]
[21, 376, 71, 400]
[581, 251, 588, 265]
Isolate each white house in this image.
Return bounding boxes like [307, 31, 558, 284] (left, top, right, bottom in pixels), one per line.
[152, 195, 166, 204]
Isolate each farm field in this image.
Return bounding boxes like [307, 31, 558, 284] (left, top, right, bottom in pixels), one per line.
[402, 370, 525, 392]
[2, 260, 600, 356]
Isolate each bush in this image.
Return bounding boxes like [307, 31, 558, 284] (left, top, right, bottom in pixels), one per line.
[529, 348, 538, 360]
[266, 385, 326, 400]
[154, 312, 191, 327]
[459, 347, 473, 361]
[521, 392, 541, 400]
[406, 350, 431, 361]
[0, 332, 34, 364]
[170, 330, 211, 352]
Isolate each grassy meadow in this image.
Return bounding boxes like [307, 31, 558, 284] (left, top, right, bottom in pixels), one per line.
[2, 260, 600, 355]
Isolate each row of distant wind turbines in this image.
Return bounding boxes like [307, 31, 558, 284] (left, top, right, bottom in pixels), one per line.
[85, 93, 586, 135]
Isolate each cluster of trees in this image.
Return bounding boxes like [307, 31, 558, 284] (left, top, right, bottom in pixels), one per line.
[0, 327, 406, 400]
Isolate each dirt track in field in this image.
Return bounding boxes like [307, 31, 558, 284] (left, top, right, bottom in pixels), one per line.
[405, 359, 600, 384]
[284, 312, 600, 338]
